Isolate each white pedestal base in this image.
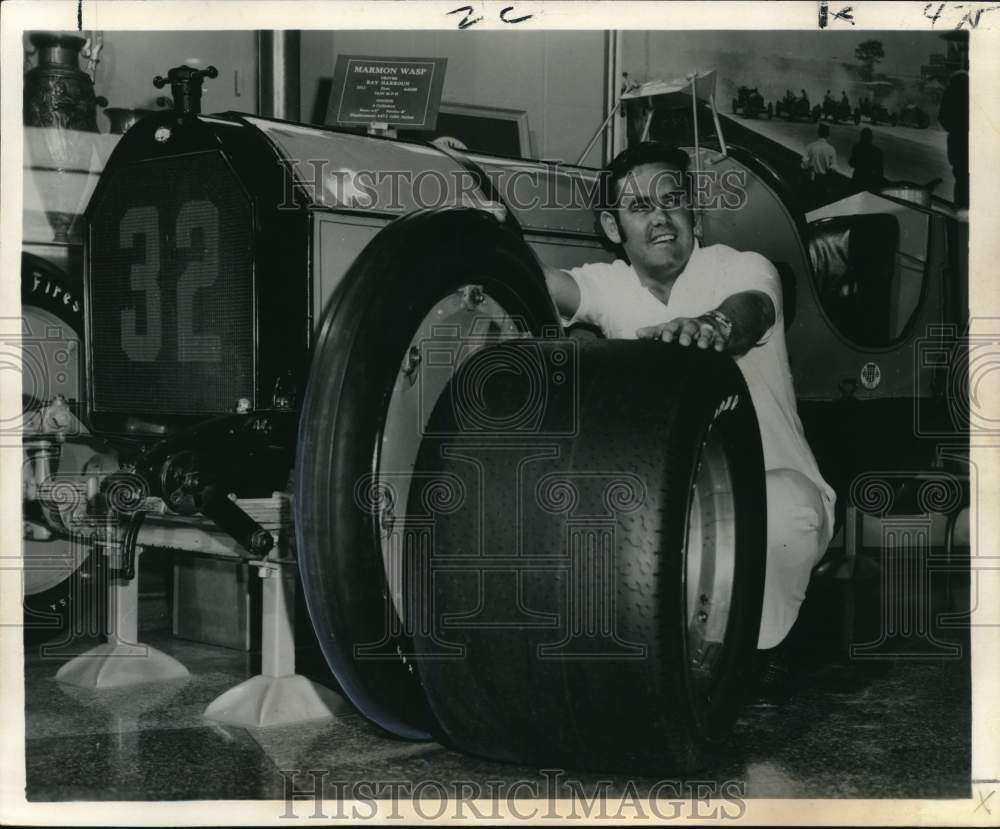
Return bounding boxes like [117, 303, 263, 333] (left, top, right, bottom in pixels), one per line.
[203, 564, 347, 727]
[52, 508, 346, 728]
[55, 640, 190, 688]
[204, 673, 347, 727]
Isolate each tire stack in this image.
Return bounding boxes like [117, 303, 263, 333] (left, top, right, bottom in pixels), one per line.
[296, 209, 768, 773]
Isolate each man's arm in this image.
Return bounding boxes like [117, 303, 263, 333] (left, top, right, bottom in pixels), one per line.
[542, 265, 581, 320]
[636, 290, 776, 357]
[477, 201, 581, 320]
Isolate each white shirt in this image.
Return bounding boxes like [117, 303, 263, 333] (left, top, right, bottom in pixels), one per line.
[802, 138, 837, 175]
[565, 243, 836, 528]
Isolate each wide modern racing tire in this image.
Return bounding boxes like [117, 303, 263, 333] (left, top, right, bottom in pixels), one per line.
[405, 339, 767, 773]
[295, 208, 560, 740]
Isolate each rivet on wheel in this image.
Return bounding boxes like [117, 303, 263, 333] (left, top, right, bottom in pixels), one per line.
[380, 503, 395, 536]
[461, 285, 486, 309]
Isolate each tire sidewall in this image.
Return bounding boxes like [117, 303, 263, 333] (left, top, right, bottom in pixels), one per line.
[295, 209, 559, 738]
[21, 253, 84, 328]
[20, 253, 88, 630]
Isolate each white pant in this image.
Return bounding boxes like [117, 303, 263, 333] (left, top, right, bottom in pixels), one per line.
[758, 468, 833, 649]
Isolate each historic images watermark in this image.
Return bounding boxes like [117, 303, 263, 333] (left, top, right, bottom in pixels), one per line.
[350, 330, 649, 662]
[277, 769, 747, 820]
[276, 158, 750, 213]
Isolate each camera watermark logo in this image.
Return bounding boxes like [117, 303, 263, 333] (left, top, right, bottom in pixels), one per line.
[416, 326, 578, 438]
[13, 459, 150, 657]
[914, 321, 1000, 437]
[1, 313, 84, 447]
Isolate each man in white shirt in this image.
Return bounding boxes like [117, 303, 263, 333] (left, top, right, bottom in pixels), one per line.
[801, 123, 838, 203]
[542, 142, 835, 704]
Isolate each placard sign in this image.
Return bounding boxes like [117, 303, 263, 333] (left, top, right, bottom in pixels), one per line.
[327, 55, 448, 130]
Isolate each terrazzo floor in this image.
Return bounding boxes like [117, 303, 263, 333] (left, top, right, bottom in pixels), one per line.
[21, 556, 972, 803]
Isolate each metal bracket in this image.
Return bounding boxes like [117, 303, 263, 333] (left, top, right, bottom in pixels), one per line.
[115, 509, 146, 581]
[199, 486, 275, 556]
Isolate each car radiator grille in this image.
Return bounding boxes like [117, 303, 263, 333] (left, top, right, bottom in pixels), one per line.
[88, 152, 253, 415]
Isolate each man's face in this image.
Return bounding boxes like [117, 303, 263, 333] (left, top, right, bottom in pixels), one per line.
[600, 162, 695, 282]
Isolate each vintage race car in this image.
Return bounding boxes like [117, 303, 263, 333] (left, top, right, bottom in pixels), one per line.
[731, 85, 772, 119]
[895, 103, 932, 129]
[856, 99, 896, 125]
[820, 97, 854, 123]
[774, 90, 815, 121]
[856, 83, 897, 126]
[21, 67, 967, 773]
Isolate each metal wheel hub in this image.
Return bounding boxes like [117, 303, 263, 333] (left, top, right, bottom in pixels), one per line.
[684, 427, 737, 699]
[378, 284, 526, 614]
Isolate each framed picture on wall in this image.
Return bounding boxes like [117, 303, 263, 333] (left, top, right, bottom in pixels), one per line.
[398, 102, 532, 158]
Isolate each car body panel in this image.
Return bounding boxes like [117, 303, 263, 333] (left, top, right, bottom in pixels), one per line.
[796, 191, 949, 401]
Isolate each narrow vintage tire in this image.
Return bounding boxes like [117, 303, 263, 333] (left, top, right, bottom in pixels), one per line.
[21, 252, 84, 332]
[295, 208, 560, 740]
[20, 252, 84, 426]
[406, 339, 767, 773]
[20, 253, 90, 636]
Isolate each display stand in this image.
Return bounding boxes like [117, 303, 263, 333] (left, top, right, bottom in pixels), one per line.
[367, 120, 397, 138]
[204, 559, 347, 727]
[55, 546, 190, 688]
[55, 494, 348, 727]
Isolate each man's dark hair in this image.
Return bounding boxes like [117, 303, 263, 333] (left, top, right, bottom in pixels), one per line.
[592, 141, 691, 260]
[860, 127, 873, 143]
[596, 141, 691, 212]
[817, 123, 830, 138]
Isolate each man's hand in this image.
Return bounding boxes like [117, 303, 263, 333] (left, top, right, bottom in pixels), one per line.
[637, 315, 729, 351]
[636, 291, 775, 357]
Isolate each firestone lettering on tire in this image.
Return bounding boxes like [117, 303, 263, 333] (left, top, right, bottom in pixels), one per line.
[714, 393, 741, 419]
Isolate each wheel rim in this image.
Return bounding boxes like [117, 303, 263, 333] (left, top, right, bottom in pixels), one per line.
[683, 426, 738, 701]
[21, 305, 84, 596]
[376, 284, 527, 616]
